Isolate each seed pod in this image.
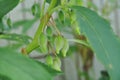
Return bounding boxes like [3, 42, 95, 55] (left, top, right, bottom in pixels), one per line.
[31, 3, 38, 16]
[7, 18, 12, 28]
[46, 27, 53, 37]
[75, 26, 80, 35]
[58, 10, 65, 24]
[61, 38, 69, 57]
[39, 33, 48, 53]
[54, 36, 64, 54]
[52, 57, 61, 71]
[45, 55, 53, 66]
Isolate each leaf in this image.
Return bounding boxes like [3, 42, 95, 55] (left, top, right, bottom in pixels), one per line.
[13, 19, 37, 33]
[0, 33, 32, 44]
[0, 0, 19, 18]
[0, 47, 55, 80]
[72, 6, 120, 80]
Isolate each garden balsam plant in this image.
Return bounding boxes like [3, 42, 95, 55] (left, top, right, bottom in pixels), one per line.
[0, 0, 120, 80]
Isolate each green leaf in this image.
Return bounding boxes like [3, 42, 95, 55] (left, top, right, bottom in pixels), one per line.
[72, 6, 120, 80]
[0, 48, 54, 80]
[13, 18, 37, 33]
[0, 0, 19, 18]
[0, 33, 32, 44]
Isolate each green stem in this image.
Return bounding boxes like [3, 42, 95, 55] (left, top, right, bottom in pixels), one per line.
[47, 0, 57, 12]
[40, 0, 46, 17]
[24, 0, 57, 54]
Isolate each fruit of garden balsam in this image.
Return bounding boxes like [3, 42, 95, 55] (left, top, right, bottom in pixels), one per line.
[31, 3, 38, 16]
[45, 55, 53, 66]
[58, 10, 65, 24]
[54, 36, 64, 54]
[61, 38, 69, 57]
[39, 33, 48, 53]
[7, 18, 12, 28]
[46, 26, 53, 37]
[52, 57, 61, 71]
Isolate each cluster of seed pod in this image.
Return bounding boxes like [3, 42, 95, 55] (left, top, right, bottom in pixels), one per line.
[54, 35, 69, 57]
[6, 17, 12, 28]
[45, 55, 61, 71]
[38, 26, 69, 71]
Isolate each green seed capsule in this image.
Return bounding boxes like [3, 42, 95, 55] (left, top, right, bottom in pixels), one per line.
[46, 27, 53, 37]
[58, 10, 65, 24]
[54, 36, 64, 54]
[61, 38, 69, 57]
[45, 55, 53, 66]
[52, 57, 61, 71]
[39, 33, 48, 53]
[31, 3, 38, 16]
[7, 18, 12, 28]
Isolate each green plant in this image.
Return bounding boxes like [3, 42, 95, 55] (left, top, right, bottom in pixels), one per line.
[0, 0, 120, 80]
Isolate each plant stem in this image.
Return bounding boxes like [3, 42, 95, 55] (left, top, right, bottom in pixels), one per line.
[40, 0, 46, 17]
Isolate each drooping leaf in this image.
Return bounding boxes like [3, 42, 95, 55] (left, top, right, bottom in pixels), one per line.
[0, 0, 19, 19]
[72, 6, 120, 80]
[0, 33, 32, 44]
[0, 47, 56, 80]
[13, 18, 37, 33]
